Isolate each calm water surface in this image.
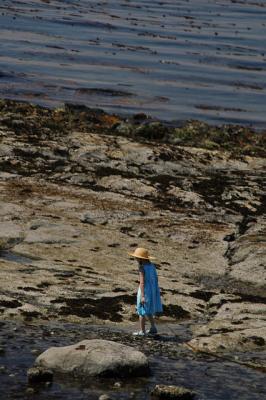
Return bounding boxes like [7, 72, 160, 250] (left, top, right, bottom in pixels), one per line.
[0, 0, 266, 127]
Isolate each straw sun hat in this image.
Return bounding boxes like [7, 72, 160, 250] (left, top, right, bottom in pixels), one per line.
[128, 247, 155, 260]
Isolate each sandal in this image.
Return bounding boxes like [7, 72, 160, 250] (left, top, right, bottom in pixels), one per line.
[132, 330, 146, 336]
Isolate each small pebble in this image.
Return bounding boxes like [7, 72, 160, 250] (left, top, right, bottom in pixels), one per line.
[98, 395, 112, 400]
[26, 388, 35, 395]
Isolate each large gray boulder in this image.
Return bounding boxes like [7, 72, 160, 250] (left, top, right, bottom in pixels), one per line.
[35, 339, 149, 378]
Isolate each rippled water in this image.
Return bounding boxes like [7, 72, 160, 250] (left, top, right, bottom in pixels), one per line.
[0, 0, 266, 128]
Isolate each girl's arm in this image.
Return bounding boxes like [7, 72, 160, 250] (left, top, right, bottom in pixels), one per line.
[139, 268, 145, 304]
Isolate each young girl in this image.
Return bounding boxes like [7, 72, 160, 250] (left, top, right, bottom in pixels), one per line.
[129, 247, 163, 336]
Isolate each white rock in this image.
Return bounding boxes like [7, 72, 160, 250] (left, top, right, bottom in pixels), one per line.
[35, 339, 149, 378]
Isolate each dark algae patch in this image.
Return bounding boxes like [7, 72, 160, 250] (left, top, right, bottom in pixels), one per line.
[163, 304, 190, 320]
[56, 294, 136, 322]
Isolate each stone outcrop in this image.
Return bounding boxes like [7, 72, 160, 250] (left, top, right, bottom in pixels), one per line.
[188, 300, 266, 352]
[35, 339, 150, 378]
[0, 100, 265, 356]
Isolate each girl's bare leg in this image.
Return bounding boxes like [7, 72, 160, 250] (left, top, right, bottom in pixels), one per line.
[140, 316, 146, 332]
[148, 315, 156, 329]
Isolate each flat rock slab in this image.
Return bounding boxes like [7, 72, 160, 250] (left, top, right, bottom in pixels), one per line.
[35, 339, 150, 378]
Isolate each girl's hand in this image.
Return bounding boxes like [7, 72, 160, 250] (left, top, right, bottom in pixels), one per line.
[141, 296, 145, 304]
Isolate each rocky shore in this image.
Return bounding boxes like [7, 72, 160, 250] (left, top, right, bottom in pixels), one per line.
[0, 99, 265, 397]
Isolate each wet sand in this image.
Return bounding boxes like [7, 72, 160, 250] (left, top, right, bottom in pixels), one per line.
[0, 0, 266, 128]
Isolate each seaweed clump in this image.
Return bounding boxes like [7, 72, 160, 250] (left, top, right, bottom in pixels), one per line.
[172, 120, 266, 157]
[0, 99, 265, 157]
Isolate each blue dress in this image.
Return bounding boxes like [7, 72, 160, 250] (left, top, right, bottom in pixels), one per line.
[136, 262, 163, 316]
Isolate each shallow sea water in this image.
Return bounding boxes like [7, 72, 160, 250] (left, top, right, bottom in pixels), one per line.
[0, 321, 265, 400]
[0, 0, 266, 128]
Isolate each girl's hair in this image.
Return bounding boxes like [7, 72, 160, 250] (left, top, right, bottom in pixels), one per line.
[138, 258, 151, 265]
